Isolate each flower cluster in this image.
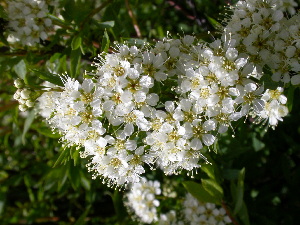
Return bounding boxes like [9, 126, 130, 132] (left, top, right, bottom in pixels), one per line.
[13, 78, 36, 111]
[125, 178, 231, 225]
[224, 0, 299, 84]
[17, 0, 296, 186]
[182, 193, 231, 225]
[36, 31, 290, 185]
[125, 178, 163, 224]
[6, 0, 55, 46]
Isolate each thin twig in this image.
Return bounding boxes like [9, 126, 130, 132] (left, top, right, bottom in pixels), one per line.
[167, 0, 196, 20]
[222, 200, 240, 225]
[125, 0, 142, 38]
[186, 0, 204, 26]
[80, 0, 114, 31]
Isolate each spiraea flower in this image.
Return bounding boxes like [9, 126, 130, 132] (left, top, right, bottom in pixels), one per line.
[223, 0, 300, 85]
[183, 193, 231, 225]
[6, 0, 55, 46]
[34, 31, 289, 186]
[125, 178, 162, 224]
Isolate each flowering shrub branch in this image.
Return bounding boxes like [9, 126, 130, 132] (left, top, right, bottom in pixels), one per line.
[1, 0, 299, 224]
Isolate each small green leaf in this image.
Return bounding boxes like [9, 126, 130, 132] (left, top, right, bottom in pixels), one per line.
[57, 166, 68, 192]
[206, 15, 221, 29]
[238, 201, 250, 225]
[32, 69, 64, 86]
[70, 48, 81, 78]
[22, 110, 35, 144]
[233, 168, 245, 215]
[183, 181, 220, 204]
[48, 13, 73, 30]
[71, 35, 82, 50]
[74, 205, 91, 225]
[53, 147, 71, 168]
[287, 85, 295, 112]
[71, 148, 80, 166]
[24, 175, 35, 202]
[14, 60, 27, 80]
[101, 29, 110, 53]
[201, 179, 223, 203]
[201, 164, 215, 180]
[35, 126, 60, 138]
[223, 169, 240, 180]
[80, 172, 91, 191]
[112, 190, 127, 224]
[68, 161, 80, 190]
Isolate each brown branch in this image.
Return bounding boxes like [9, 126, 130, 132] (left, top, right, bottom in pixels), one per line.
[222, 200, 240, 225]
[125, 0, 142, 38]
[0, 101, 18, 112]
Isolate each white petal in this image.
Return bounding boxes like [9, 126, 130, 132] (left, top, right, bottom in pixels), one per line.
[202, 134, 215, 146]
[190, 138, 203, 150]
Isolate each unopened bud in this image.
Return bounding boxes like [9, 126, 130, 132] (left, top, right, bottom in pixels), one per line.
[13, 92, 20, 100]
[19, 104, 28, 112]
[14, 78, 24, 89]
[20, 89, 31, 99]
[18, 98, 26, 104]
[25, 100, 35, 107]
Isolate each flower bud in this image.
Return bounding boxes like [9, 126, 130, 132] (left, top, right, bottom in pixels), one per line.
[18, 98, 26, 104]
[14, 78, 24, 89]
[19, 104, 28, 112]
[13, 91, 20, 100]
[20, 89, 31, 99]
[25, 100, 35, 107]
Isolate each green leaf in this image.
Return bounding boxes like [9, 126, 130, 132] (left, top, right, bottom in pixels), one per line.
[14, 60, 27, 80]
[201, 179, 223, 203]
[35, 126, 60, 138]
[56, 166, 68, 192]
[48, 13, 73, 30]
[32, 69, 64, 86]
[53, 147, 71, 168]
[201, 164, 215, 180]
[101, 29, 110, 53]
[68, 161, 81, 190]
[287, 85, 295, 112]
[74, 205, 91, 225]
[238, 201, 250, 225]
[22, 110, 35, 144]
[24, 175, 35, 202]
[183, 181, 220, 204]
[223, 169, 240, 180]
[71, 35, 82, 50]
[112, 190, 127, 224]
[70, 48, 81, 78]
[0, 5, 8, 19]
[0, 33, 9, 45]
[205, 15, 221, 29]
[71, 148, 80, 166]
[0, 171, 8, 182]
[233, 168, 245, 215]
[80, 172, 91, 191]
[0, 187, 7, 216]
